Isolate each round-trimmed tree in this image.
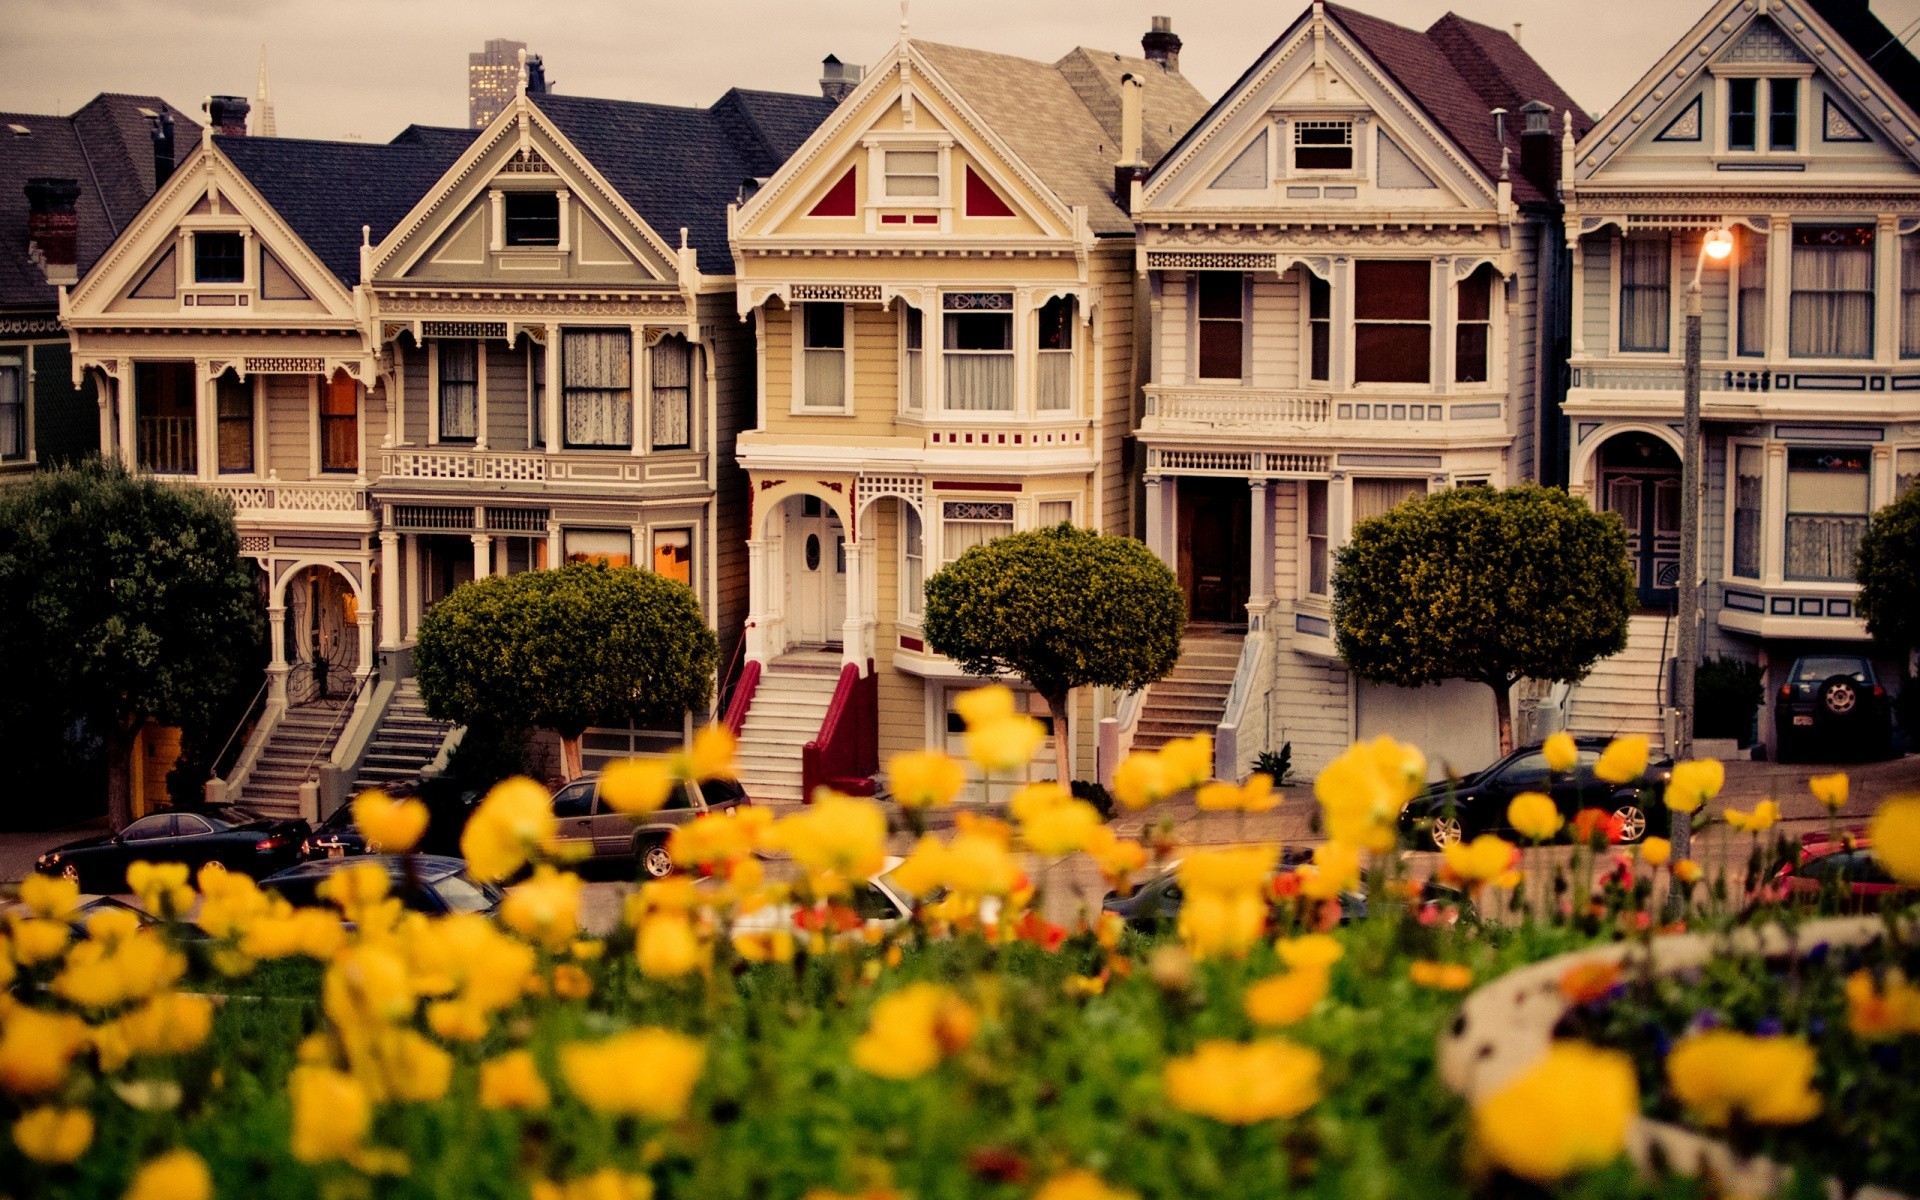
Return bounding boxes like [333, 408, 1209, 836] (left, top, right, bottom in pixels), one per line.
[922, 523, 1184, 785]
[414, 562, 718, 779]
[1333, 485, 1636, 754]
[1856, 484, 1920, 659]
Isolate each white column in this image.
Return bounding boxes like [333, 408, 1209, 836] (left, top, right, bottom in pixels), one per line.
[744, 536, 770, 662]
[544, 325, 562, 454]
[96, 372, 115, 460]
[196, 362, 215, 481]
[355, 610, 375, 686]
[471, 533, 491, 580]
[1331, 259, 1354, 392]
[545, 518, 561, 570]
[117, 366, 137, 466]
[1144, 475, 1170, 570]
[840, 535, 865, 670]
[1569, 242, 1586, 357]
[1248, 478, 1274, 619]
[1762, 442, 1788, 587]
[1877, 216, 1899, 365]
[405, 534, 423, 639]
[266, 602, 289, 705]
[379, 530, 402, 650]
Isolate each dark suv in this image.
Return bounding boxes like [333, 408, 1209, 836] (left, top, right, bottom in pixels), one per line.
[1396, 738, 1673, 850]
[550, 774, 750, 878]
[1774, 655, 1895, 762]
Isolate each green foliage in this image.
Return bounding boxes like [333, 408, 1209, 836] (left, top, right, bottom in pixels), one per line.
[1856, 484, 1920, 654]
[414, 561, 717, 740]
[922, 524, 1184, 704]
[0, 460, 263, 825]
[1693, 656, 1763, 742]
[1253, 743, 1293, 785]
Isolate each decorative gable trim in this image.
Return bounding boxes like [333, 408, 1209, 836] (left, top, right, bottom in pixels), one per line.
[1655, 95, 1703, 142]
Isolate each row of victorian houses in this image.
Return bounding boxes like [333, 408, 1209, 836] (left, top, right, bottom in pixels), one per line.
[6, 0, 1918, 817]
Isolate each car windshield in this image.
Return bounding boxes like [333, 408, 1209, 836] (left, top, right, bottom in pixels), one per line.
[318, 805, 356, 831]
[434, 874, 498, 914]
[1793, 657, 1870, 682]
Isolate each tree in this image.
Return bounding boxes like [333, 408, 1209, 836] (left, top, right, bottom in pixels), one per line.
[0, 461, 264, 829]
[1857, 484, 1920, 658]
[414, 562, 717, 779]
[1333, 485, 1636, 755]
[923, 524, 1184, 785]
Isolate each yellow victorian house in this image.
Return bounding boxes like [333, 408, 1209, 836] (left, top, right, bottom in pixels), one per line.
[728, 24, 1206, 802]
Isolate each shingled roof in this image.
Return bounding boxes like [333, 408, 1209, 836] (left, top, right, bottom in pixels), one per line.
[536, 89, 837, 274]
[1806, 0, 1920, 116]
[0, 93, 198, 310]
[216, 127, 475, 289]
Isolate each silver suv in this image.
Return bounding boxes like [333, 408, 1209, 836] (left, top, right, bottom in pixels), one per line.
[550, 774, 750, 878]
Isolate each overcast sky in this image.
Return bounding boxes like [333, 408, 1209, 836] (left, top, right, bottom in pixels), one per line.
[4, 0, 1920, 141]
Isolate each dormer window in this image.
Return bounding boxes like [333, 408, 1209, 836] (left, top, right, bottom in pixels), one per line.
[1726, 78, 1798, 152]
[1293, 121, 1353, 172]
[193, 232, 244, 283]
[504, 192, 560, 246]
[884, 150, 941, 199]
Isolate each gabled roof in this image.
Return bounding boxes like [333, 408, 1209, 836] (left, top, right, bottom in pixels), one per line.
[912, 40, 1209, 235]
[534, 89, 837, 273]
[1805, 0, 1920, 114]
[216, 125, 477, 287]
[0, 93, 199, 310]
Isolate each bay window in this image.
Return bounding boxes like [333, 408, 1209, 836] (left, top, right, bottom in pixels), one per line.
[942, 293, 1014, 412]
[1455, 266, 1493, 384]
[1901, 233, 1920, 358]
[436, 341, 478, 442]
[1197, 272, 1244, 380]
[901, 306, 923, 412]
[650, 335, 691, 450]
[319, 374, 357, 473]
[1736, 228, 1767, 357]
[1898, 448, 1919, 497]
[562, 328, 632, 448]
[1785, 447, 1869, 581]
[1353, 260, 1431, 384]
[1731, 444, 1763, 578]
[564, 528, 632, 568]
[1305, 481, 1329, 597]
[1789, 225, 1873, 359]
[1619, 233, 1671, 353]
[1036, 296, 1073, 411]
[801, 303, 847, 409]
[1351, 478, 1425, 523]
[941, 499, 1014, 563]
[651, 528, 692, 585]
[902, 506, 925, 620]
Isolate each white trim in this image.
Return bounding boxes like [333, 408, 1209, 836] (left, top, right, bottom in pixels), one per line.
[791, 300, 854, 415]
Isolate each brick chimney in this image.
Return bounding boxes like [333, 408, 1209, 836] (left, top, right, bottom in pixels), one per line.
[205, 95, 250, 137]
[1113, 73, 1147, 211]
[820, 55, 863, 103]
[25, 176, 80, 287]
[1518, 100, 1557, 198]
[1142, 16, 1181, 73]
[149, 111, 176, 188]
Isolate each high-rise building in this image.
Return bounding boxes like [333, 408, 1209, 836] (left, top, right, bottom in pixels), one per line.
[468, 37, 545, 128]
[252, 46, 276, 137]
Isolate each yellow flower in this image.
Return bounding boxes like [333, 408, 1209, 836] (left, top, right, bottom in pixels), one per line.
[125, 860, 195, 917]
[1032, 1169, 1139, 1200]
[18, 873, 80, 920]
[1473, 1041, 1637, 1182]
[600, 758, 676, 816]
[1009, 781, 1071, 823]
[1666, 1031, 1822, 1127]
[1178, 886, 1267, 960]
[1315, 736, 1426, 852]
[288, 1066, 370, 1163]
[118, 991, 215, 1057]
[124, 1148, 212, 1200]
[731, 929, 796, 964]
[1542, 731, 1579, 774]
[10, 916, 70, 965]
[636, 912, 705, 979]
[1157, 734, 1213, 792]
[1845, 969, 1920, 1039]
[1723, 800, 1779, 833]
[1164, 1039, 1322, 1123]
[887, 749, 966, 809]
[1593, 735, 1649, 784]
[668, 807, 771, 869]
[351, 789, 429, 852]
[1673, 859, 1703, 884]
[1408, 960, 1474, 990]
[1442, 835, 1518, 889]
[1110, 751, 1170, 810]
[426, 999, 489, 1041]
[552, 963, 593, 1000]
[479, 1049, 551, 1110]
[851, 983, 978, 1079]
[384, 1029, 454, 1103]
[1664, 759, 1724, 814]
[0, 1006, 90, 1095]
[766, 794, 888, 898]
[560, 1028, 705, 1118]
[954, 685, 1016, 727]
[12, 1105, 93, 1164]
[317, 861, 389, 913]
[1297, 840, 1362, 901]
[1083, 827, 1147, 891]
[500, 866, 584, 951]
[1020, 798, 1103, 857]
[682, 723, 737, 781]
[1506, 791, 1563, 841]
[1639, 837, 1672, 867]
[1276, 934, 1344, 971]
[1244, 968, 1329, 1026]
[1178, 845, 1278, 893]
[533, 1168, 655, 1200]
[1808, 772, 1849, 812]
[966, 715, 1046, 773]
[460, 776, 559, 882]
[1197, 774, 1278, 814]
[1870, 794, 1920, 885]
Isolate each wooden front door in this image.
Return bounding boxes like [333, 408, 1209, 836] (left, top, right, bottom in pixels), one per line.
[1602, 470, 1681, 608]
[1176, 478, 1251, 625]
[784, 496, 846, 647]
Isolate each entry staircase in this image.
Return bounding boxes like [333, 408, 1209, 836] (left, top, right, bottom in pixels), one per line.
[239, 702, 351, 818]
[348, 680, 459, 794]
[1565, 612, 1671, 751]
[1133, 630, 1244, 753]
[734, 650, 841, 805]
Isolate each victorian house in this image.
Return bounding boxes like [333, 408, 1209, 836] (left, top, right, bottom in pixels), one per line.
[1130, 3, 1589, 780]
[1562, 0, 1920, 756]
[728, 26, 1207, 801]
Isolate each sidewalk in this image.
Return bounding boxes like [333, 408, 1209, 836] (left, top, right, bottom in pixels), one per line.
[0, 819, 107, 885]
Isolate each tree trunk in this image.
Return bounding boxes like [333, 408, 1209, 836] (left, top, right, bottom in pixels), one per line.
[1490, 678, 1515, 756]
[1044, 689, 1073, 789]
[559, 734, 584, 781]
[106, 728, 136, 831]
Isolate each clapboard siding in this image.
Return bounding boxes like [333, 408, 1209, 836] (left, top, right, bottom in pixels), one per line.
[401, 342, 429, 445]
[1510, 226, 1539, 482]
[264, 375, 310, 479]
[485, 341, 529, 450]
[1250, 269, 1301, 388]
[1270, 647, 1353, 776]
[1581, 233, 1613, 355]
[1161, 271, 1189, 387]
[1092, 248, 1136, 537]
[702, 290, 753, 671]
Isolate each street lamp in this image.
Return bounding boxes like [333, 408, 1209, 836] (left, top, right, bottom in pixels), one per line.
[1672, 226, 1733, 862]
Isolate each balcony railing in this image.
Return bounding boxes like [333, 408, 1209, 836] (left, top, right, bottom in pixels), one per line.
[205, 481, 367, 513]
[1571, 359, 1908, 396]
[137, 416, 196, 475]
[384, 449, 549, 482]
[1145, 387, 1332, 427]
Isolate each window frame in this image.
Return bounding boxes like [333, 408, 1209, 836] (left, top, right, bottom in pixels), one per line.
[796, 302, 851, 414]
[1035, 295, 1075, 413]
[1717, 71, 1810, 159]
[1352, 259, 1434, 386]
[1616, 232, 1674, 355]
[192, 230, 246, 284]
[0, 355, 25, 462]
[648, 334, 694, 452]
[650, 526, 695, 586]
[502, 191, 562, 248]
[940, 292, 1015, 414]
[318, 373, 358, 474]
[1727, 439, 1765, 580]
[1454, 265, 1495, 385]
[215, 371, 255, 475]
[1291, 119, 1356, 174]
[938, 497, 1015, 566]
[1733, 226, 1768, 358]
[1306, 272, 1331, 384]
[899, 303, 925, 414]
[1788, 223, 1875, 361]
[1303, 480, 1330, 599]
[1194, 271, 1247, 382]
[1783, 445, 1871, 582]
[882, 148, 943, 200]
[562, 527, 634, 568]
[1900, 232, 1920, 360]
[433, 339, 480, 445]
[900, 503, 926, 623]
[560, 327, 634, 450]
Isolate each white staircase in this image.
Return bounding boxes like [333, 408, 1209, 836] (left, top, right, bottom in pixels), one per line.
[1134, 631, 1244, 753]
[734, 651, 840, 804]
[350, 681, 457, 794]
[1566, 612, 1671, 751]
[240, 702, 350, 817]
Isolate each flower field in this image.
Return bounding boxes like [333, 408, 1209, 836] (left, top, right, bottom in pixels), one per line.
[3, 692, 1917, 1200]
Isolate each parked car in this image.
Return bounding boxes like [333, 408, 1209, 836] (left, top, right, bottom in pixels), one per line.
[260, 855, 501, 917]
[731, 858, 915, 939]
[299, 801, 368, 862]
[550, 773, 751, 878]
[1766, 834, 1913, 912]
[1396, 738, 1674, 851]
[1774, 654, 1896, 762]
[35, 807, 310, 893]
[1100, 851, 1430, 933]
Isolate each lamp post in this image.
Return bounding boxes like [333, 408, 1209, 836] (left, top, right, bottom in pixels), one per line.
[1672, 226, 1733, 862]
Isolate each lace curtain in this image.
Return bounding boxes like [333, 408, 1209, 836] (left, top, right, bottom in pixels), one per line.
[943, 354, 1014, 411]
[1902, 234, 1920, 358]
[1789, 236, 1873, 359]
[437, 341, 478, 440]
[1351, 478, 1426, 523]
[650, 336, 691, 450]
[1619, 235, 1671, 352]
[563, 329, 632, 448]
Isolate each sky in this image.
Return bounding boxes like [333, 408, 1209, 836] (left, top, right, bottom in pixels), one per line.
[3, 0, 1920, 142]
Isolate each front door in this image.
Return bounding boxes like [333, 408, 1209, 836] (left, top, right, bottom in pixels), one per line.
[785, 496, 846, 647]
[1602, 471, 1681, 608]
[1176, 478, 1250, 625]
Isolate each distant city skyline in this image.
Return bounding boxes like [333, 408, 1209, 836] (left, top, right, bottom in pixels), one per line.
[3, 0, 1919, 142]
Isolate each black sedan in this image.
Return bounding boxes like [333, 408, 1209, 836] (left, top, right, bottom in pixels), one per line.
[261, 855, 501, 917]
[1397, 737, 1673, 851]
[1102, 850, 1411, 932]
[36, 807, 310, 892]
[1774, 654, 1897, 762]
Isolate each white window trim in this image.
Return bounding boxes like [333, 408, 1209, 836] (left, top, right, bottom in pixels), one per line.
[1284, 115, 1363, 179]
[1725, 437, 1768, 580]
[176, 219, 254, 299]
[1349, 258, 1440, 390]
[1299, 478, 1332, 603]
[1032, 494, 1078, 530]
[1188, 271, 1251, 385]
[791, 302, 854, 416]
[1033, 296, 1079, 416]
[897, 303, 926, 416]
[936, 495, 1017, 566]
[861, 132, 956, 234]
[489, 185, 571, 254]
[937, 291, 1020, 418]
[1611, 233, 1682, 358]
[427, 339, 489, 447]
[647, 334, 699, 453]
[1708, 68, 1813, 162]
[898, 501, 926, 625]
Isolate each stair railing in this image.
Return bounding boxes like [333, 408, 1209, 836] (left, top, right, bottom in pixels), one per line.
[801, 660, 878, 802]
[1214, 630, 1267, 782]
[722, 660, 762, 737]
[714, 635, 748, 724]
[206, 677, 270, 787]
[298, 673, 370, 796]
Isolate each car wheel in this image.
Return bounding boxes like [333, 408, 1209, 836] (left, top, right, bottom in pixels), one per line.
[1819, 676, 1859, 719]
[1428, 814, 1465, 850]
[1612, 803, 1648, 844]
[637, 839, 674, 880]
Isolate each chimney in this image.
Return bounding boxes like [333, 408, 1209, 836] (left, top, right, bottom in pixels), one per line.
[1114, 73, 1147, 210]
[24, 176, 81, 287]
[205, 95, 250, 137]
[1518, 100, 1557, 197]
[524, 54, 548, 95]
[820, 55, 864, 103]
[1142, 15, 1181, 73]
[149, 111, 176, 188]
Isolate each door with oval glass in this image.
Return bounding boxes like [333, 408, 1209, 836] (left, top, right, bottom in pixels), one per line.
[1598, 433, 1682, 609]
[785, 495, 847, 647]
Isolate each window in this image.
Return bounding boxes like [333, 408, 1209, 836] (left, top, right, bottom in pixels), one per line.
[437, 341, 478, 442]
[503, 192, 560, 246]
[1897, 448, 1919, 497]
[1037, 499, 1073, 527]
[320, 374, 357, 473]
[528, 342, 546, 449]
[1790, 225, 1874, 359]
[0, 356, 23, 461]
[1305, 481, 1329, 597]
[1732, 444, 1763, 578]
[1736, 228, 1768, 357]
[1293, 120, 1353, 171]
[1308, 274, 1330, 382]
[193, 231, 244, 283]
[801, 303, 847, 409]
[215, 373, 252, 473]
[652, 528, 693, 585]
[1351, 478, 1425, 523]
[1785, 447, 1869, 581]
[942, 293, 1014, 411]
[1353, 260, 1431, 384]
[552, 782, 594, 818]
[1769, 79, 1799, 152]
[1196, 272, 1244, 381]
[564, 528, 632, 567]
[1619, 233, 1671, 353]
[134, 361, 196, 474]
[562, 329, 632, 448]
[650, 335, 692, 450]
[1037, 296, 1074, 411]
[902, 506, 924, 620]
[1901, 233, 1920, 358]
[901, 306, 924, 412]
[1727, 79, 1758, 151]
[1455, 265, 1493, 384]
[941, 500, 1014, 564]
[883, 150, 940, 198]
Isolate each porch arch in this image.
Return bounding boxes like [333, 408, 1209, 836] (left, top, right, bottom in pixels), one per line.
[1569, 421, 1683, 499]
